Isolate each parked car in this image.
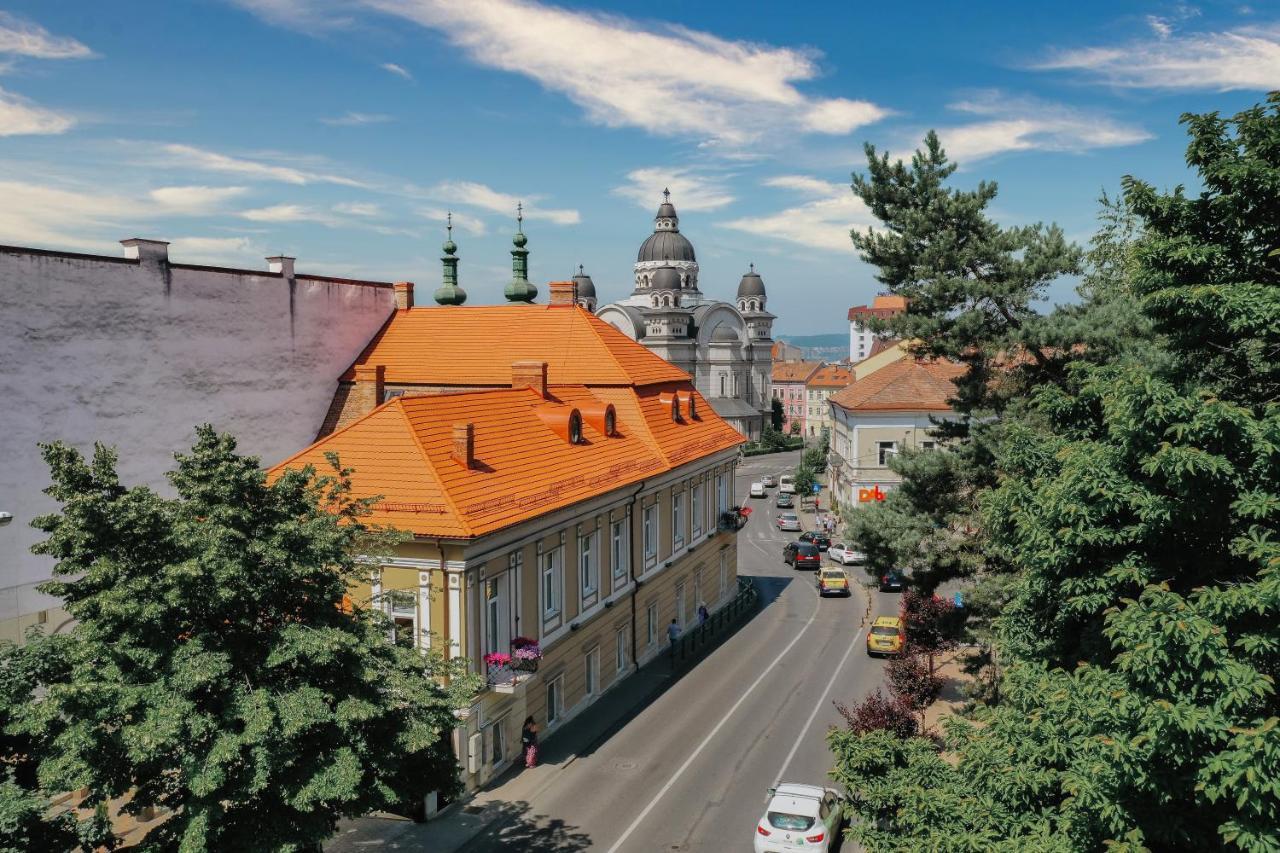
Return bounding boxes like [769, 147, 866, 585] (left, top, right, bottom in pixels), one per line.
[799, 531, 831, 552]
[754, 783, 843, 853]
[866, 615, 904, 656]
[879, 568, 906, 592]
[750, 482, 766, 498]
[761, 474, 777, 487]
[777, 513, 802, 532]
[783, 541, 822, 569]
[778, 474, 796, 494]
[775, 492, 795, 509]
[827, 542, 866, 565]
[817, 568, 851, 597]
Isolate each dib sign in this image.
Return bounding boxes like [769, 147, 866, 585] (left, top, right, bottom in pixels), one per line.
[858, 486, 887, 503]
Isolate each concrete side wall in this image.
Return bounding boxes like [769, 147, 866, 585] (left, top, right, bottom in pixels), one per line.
[0, 249, 395, 623]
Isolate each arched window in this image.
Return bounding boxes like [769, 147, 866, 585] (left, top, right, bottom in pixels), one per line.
[569, 411, 583, 444]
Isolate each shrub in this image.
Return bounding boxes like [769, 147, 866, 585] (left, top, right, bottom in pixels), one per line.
[835, 690, 918, 738]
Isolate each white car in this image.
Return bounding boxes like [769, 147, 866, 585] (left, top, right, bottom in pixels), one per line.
[778, 475, 796, 494]
[827, 542, 866, 565]
[750, 482, 766, 498]
[754, 783, 843, 852]
[761, 474, 777, 487]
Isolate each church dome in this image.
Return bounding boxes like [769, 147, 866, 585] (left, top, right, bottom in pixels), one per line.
[711, 324, 739, 343]
[737, 264, 766, 298]
[651, 266, 682, 291]
[637, 230, 696, 264]
[572, 264, 596, 299]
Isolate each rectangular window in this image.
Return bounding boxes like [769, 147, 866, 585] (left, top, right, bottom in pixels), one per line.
[921, 440, 937, 451]
[877, 441, 898, 466]
[646, 602, 658, 646]
[691, 483, 702, 538]
[611, 519, 629, 581]
[547, 676, 563, 724]
[675, 581, 686, 628]
[643, 505, 656, 560]
[542, 548, 561, 619]
[719, 552, 728, 599]
[584, 647, 599, 699]
[716, 474, 727, 514]
[672, 491, 684, 547]
[579, 531, 596, 598]
[386, 589, 416, 648]
[485, 578, 500, 656]
[616, 627, 628, 675]
[489, 717, 506, 766]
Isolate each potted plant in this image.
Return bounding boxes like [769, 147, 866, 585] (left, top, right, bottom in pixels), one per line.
[510, 637, 542, 672]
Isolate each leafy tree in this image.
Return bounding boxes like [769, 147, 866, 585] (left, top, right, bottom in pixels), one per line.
[835, 690, 917, 739]
[899, 591, 962, 675]
[4, 427, 480, 852]
[770, 397, 784, 431]
[792, 463, 817, 499]
[830, 95, 1280, 852]
[883, 651, 940, 722]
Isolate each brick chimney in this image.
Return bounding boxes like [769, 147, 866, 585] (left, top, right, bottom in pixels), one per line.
[512, 361, 548, 398]
[548, 280, 577, 306]
[452, 423, 475, 469]
[393, 281, 414, 310]
[266, 255, 296, 278]
[352, 364, 385, 415]
[120, 238, 169, 264]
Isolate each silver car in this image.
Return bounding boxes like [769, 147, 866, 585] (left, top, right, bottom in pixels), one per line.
[777, 513, 802, 532]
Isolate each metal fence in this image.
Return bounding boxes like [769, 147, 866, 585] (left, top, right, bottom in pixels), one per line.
[670, 576, 760, 667]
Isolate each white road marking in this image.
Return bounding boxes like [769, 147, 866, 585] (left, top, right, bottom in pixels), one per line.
[605, 570, 822, 853]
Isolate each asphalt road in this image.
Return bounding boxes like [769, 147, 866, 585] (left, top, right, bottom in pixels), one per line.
[460, 450, 900, 852]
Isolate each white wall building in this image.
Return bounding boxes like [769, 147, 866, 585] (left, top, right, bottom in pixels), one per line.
[0, 239, 397, 641]
[847, 294, 906, 362]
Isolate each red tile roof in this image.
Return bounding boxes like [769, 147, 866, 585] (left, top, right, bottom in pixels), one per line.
[807, 364, 854, 389]
[343, 305, 690, 387]
[848, 295, 907, 322]
[771, 361, 822, 383]
[828, 359, 965, 413]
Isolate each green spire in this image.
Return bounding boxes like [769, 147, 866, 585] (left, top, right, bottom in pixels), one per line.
[434, 212, 467, 306]
[504, 202, 537, 303]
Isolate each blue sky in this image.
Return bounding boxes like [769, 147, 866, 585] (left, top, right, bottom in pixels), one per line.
[0, 1, 1276, 336]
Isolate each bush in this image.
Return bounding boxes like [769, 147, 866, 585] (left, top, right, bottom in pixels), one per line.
[835, 690, 918, 738]
[900, 590, 963, 673]
[884, 649, 942, 712]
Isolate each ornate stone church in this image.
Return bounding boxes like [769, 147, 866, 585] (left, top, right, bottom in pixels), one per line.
[595, 191, 774, 440]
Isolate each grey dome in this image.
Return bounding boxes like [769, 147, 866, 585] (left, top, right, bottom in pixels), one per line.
[572, 265, 596, 298]
[711, 324, 739, 343]
[656, 202, 677, 219]
[737, 265, 766, 298]
[651, 266, 682, 290]
[638, 230, 696, 263]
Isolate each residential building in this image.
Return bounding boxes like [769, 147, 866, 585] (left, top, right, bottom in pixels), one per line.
[804, 363, 855, 438]
[827, 359, 965, 509]
[772, 340, 804, 363]
[278, 280, 745, 800]
[848, 294, 906, 362]
[596, 191, 774, 440]
[770, 361, 822, 436]
[852, 338, 908, 379]
[0, 240, 395, 643]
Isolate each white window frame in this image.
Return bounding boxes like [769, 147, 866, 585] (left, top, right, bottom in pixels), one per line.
[542, 546, 562, 620]
[691, 482, 702, 538]
[672, 489, 685, 549]
[615, 626, 628, 676]
[488, 715, 506, 767]
[611, 518, 629, 583]
[719, 552, 728, 600]
[716, 474, 727, 514]
[485, 577, 501, 657]
[675, 580, 687, 628]
[547, 675, 564, 725]
[579, 529, 597, 599]
[646, 602, 658, 646]
[643, 504, 656, 562]
[584, 646, 599, 699]
[877, 441, 898, 466]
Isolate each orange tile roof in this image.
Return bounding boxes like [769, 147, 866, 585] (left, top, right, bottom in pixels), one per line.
[807, 364, 854, 389]
[872, 294, 907, 311]
[270, 382, 744, 539]
[342, 305, 689, 387]
[828, 359, 965, 413]
[771, 361, 822, 383]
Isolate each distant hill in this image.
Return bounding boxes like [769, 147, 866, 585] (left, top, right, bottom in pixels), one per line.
[777, 333, 846, 349]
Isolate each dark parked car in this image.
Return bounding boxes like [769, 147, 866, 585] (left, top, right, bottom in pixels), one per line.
[784, 541, 822, 570]
[775, 492, 794, 509]
[879, 568, 906, 592]
[799, 531, 831, 552]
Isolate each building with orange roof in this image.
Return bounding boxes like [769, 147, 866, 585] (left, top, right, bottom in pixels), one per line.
[271, 281, 746, 798]
[804, 363, 855, 439]
[770, 361, 821, 436]
[848, 293, 907, 362]
[826, 358, 966, 510]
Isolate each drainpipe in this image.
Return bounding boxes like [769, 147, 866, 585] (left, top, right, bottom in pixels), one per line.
[626, 480, 647, 669]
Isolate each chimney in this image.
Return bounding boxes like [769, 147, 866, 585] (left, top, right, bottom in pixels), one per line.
[511, 361, 548, 398]
[266, 255, 296, 278]
[120, 238, 169, 264]
[548, 280, 577, 306]
[452, 423, 475, 469]
[393, 281, 414, 310]
[352, 364, 385, 415]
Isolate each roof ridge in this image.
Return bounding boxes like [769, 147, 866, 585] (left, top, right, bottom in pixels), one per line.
[396, 397, 471, 537]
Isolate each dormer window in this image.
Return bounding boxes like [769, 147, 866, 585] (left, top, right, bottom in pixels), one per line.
[605, 408, 616, 435]
[569, 411, 583, 444]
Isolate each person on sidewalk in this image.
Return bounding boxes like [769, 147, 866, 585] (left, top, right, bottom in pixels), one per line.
[667, 618, 681, 645]
[697, 602, 709, 625]
[521, 716, 539, 768]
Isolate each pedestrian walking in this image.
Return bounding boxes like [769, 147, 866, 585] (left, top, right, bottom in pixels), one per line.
[521, 716, 539, 768]
[697, 602, 709, 625]
[667, 618, 681, 645]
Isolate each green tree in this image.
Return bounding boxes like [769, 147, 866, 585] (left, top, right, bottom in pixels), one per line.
[792, 463, 817, 499]
[770, 397, 784, 431]
[3, 427, 480, 852]
[830, 95, 1280, 852]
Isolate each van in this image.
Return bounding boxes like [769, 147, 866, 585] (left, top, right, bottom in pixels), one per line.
[778, 475, 796, 495]
[750, 482, 766, 498]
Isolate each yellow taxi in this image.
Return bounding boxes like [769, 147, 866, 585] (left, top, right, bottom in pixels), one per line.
[866, 615, 904, 656]
[817, 567, 851, 597]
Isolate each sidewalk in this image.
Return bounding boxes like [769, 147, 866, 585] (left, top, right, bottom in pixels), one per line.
[324, 598, 756, 852]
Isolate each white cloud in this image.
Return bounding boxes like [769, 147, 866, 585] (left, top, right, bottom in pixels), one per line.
[380, 61, 412, 79]
[240, 204, 338, 224]
[148, 185, 248, 213]
[418, 207, 487, 236]
[928, 92, 1151, 163]
[0, 12, 93, 59]
[248, 0, 887, 150]
[0, 86, 75, 136]
[228, 0, 353, 30]
[167, 236, 263, 264]
[320, 111, 392, 126]
[720, 175, 868, 253]
[612, 167, 736, 212]
[429, 179, 579, 225]
[1036, 23, 1280, 90]
[333, 201, 381, 216]
[0, 180, 139, 248]
[158, 143, 368, 187]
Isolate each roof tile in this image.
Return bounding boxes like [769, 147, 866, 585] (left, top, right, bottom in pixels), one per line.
[828, 359, 965, 412]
